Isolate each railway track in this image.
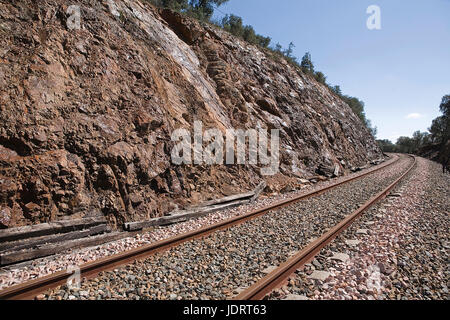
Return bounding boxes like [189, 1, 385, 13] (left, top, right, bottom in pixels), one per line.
[0, 154, 415, 300]
[236, 155, 416, 300]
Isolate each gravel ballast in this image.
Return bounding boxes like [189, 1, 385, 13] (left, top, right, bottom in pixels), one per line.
[40, 155, 414, 300]
[0, 156, 396, 291]
[269, 157, 449, 300]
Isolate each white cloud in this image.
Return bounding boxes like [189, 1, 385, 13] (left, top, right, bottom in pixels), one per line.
[406, 113, 423, 119]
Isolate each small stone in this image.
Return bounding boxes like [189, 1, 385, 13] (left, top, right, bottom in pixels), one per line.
[262, 266, 278, 274]
[345, 239, 361, 246]
[308, 271, 331, 282]
[0, 207, 11, 228]
[233, 287, 246, 294]
[312, 260, 322, 269]
[284, 294, 309, 300]
[80, 290, 89, 297]
[356, 229, 368, 235]
[330, 252, 350, 263]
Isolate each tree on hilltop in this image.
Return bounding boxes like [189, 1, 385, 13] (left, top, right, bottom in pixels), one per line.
[440, 94, 450, 117]
[314, 71, 327, 85]
[189, 0, 229, 20]
[300, 52, 314, 73]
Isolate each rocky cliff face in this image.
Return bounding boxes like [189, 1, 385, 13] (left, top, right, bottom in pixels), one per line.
[0, 0, 382, 229]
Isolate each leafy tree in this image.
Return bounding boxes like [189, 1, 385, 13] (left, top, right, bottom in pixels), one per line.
[300, 52, 314, 73]
[396, 136, 415, 154]
[392, 132, 430, 154]
[314, 71, 327, 85]
[146, 0, 189, 11]
[243, 25, 257, 43]
[430, 116, 449, 143]
[433, 95, 450, 163]
[342, 96, 365, 122]
[274, 43, 283, 54]
[440, 94, 450, 117]
[188, 0, 229, 20]
[331, 85, 342, 96]
[256, 34, 271, 48]
[411, 131, 430, 151]
[221, 14, 244, 37]
[429, 95, 450, 146]
[283, 42, 295, 58]
[220, 14, 271, 48]
[377, 139, 396, 152]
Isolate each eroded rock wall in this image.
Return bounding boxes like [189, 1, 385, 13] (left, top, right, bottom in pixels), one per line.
[0, 0, 382, 228]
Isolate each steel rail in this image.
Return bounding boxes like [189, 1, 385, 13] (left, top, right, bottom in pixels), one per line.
[235, 155, 416, 300]
[0, 155, 401, 300]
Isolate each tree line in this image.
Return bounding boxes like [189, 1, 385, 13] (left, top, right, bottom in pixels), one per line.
[146, 0, 229, 21]
[287, 52, 376, 136]
[377, 95, 450, 160]
[145, 0, 377, 137]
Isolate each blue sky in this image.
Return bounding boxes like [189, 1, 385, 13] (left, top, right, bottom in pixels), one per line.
[212, 0, 450, 142]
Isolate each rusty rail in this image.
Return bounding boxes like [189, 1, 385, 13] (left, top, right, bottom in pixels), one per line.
[0, 155, 401, 300]
[235, 155, 416, 300]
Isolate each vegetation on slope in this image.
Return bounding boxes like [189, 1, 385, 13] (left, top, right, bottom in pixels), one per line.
[145, 0, 378, 137]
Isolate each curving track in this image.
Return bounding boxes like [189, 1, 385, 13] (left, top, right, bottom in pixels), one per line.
[236, 155, 416, 300]
[0, 154, 415, 300]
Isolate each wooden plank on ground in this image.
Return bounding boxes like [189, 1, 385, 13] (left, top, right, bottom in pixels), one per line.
[0, 232, 130, 266]
[194, 191, 254, 208]
[125, 199, 251, 231]
[124, 181, 266, 231]
[0, 224, 109, 253]
[159, 199, 251, 226]
[0, 217, 107, 243]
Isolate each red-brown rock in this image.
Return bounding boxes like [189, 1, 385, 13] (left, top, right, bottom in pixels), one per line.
[0, 0, 382, 229]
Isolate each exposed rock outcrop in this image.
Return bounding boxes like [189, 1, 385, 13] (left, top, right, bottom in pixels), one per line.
[0, 0, 382, 228]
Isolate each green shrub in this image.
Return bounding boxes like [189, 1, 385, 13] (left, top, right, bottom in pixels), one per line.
[220, 14, 271, 48]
